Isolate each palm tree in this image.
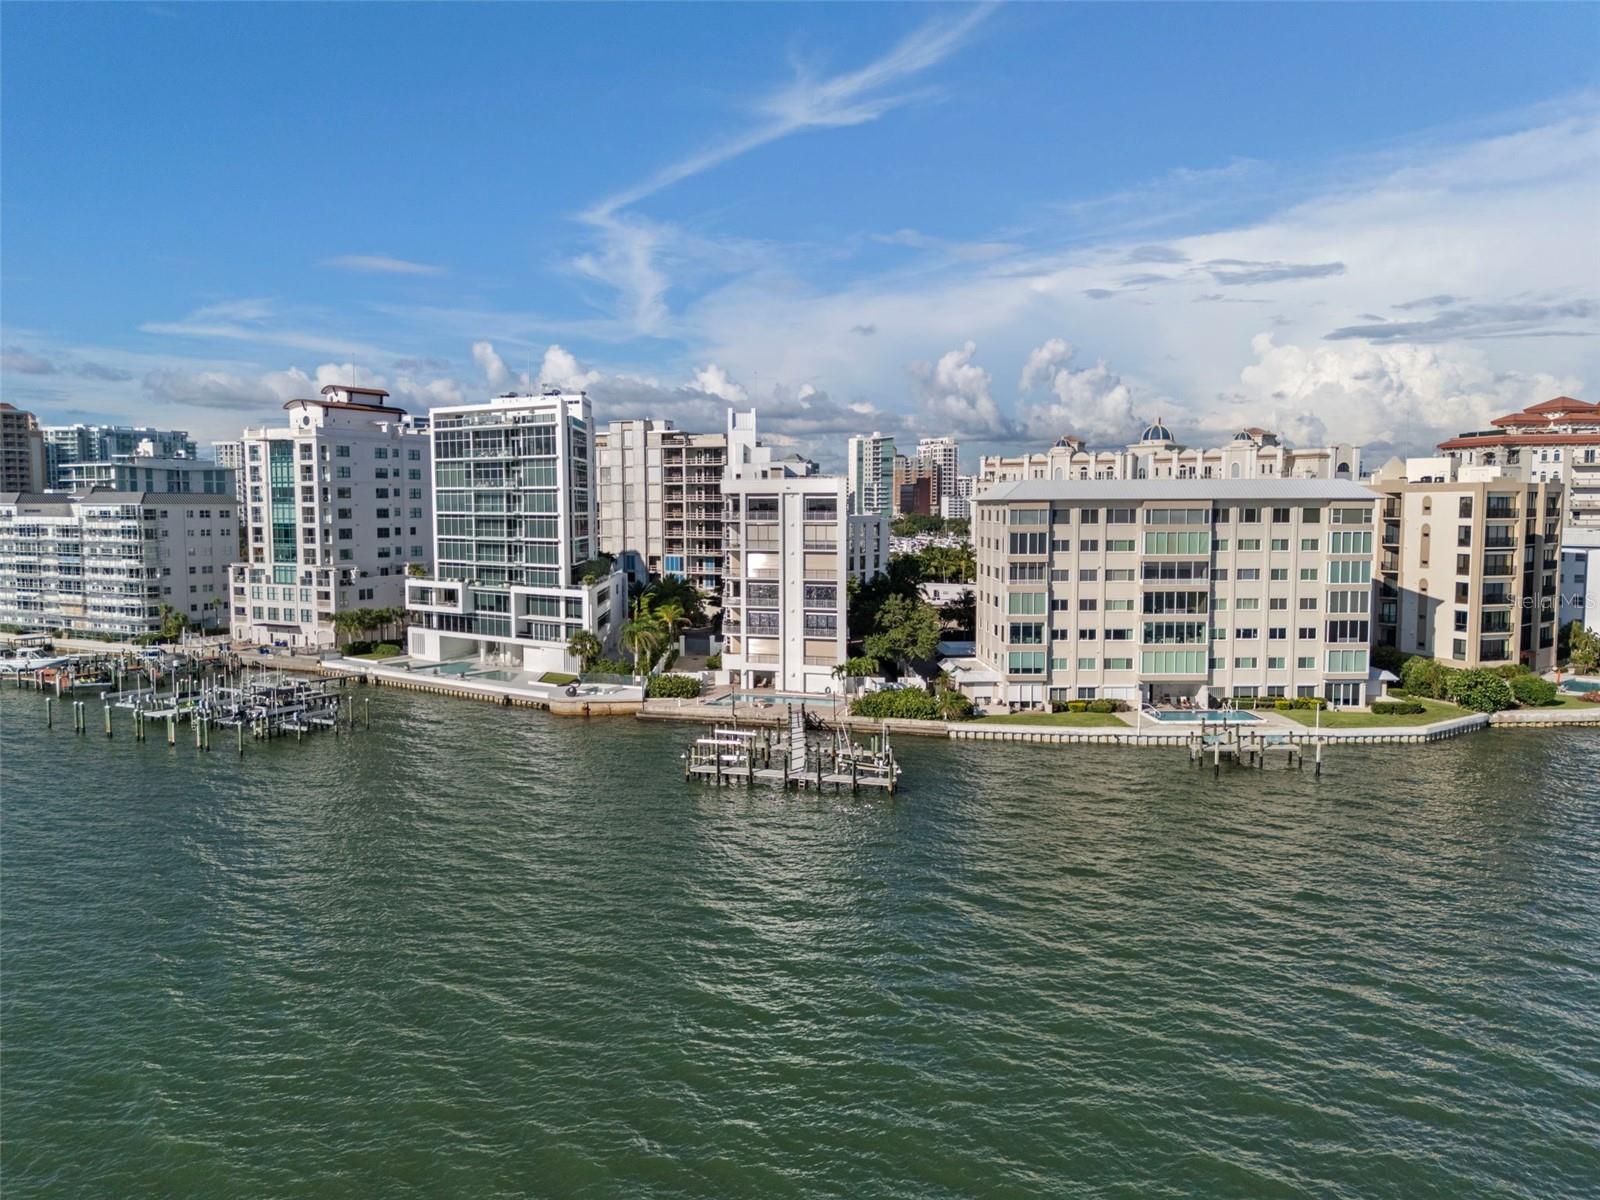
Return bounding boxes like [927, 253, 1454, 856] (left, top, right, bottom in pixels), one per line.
[621, 616, 665, 679]
[567, 629, 602, 672]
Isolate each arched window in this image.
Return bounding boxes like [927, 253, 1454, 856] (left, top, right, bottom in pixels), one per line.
[1419, 523, 1430, 567]
[1230, 463, 1241, 478]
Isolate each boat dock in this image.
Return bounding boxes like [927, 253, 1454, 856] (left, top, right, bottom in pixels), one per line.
[683, 704, 901, 793]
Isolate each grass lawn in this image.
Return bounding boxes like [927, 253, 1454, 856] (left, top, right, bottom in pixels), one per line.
[351, 648, 403, 661]
[539, 671, 579, 685]
[975, 710, 1129, 728]
[1276, 697, 1467, 728]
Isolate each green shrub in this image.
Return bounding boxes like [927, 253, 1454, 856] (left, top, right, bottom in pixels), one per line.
[1274, 699, 1292, 710]
[705, 653, 722, 670]
[1509, 674, 1558, 706]
[1085, 698, 1127, 713]
[1066, 699, 1089, 712]
[1292, 697, 1326, 710]
[1371, 700, 1426, 716]
[1448, 669, 1515, 713]
[1493, 663, 1531, 678]
[1371, 644, 1415, 673]
[366, 643, 402, 659]
[1400, 656, 1458, 700]
[849, 687, 940, 721]
[646, 673, 702, 699]
[587, 656, 635, 676]
[345, 640, 373, 656]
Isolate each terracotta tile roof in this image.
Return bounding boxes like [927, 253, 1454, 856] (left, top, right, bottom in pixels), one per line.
[1438, 431, 1600, 450]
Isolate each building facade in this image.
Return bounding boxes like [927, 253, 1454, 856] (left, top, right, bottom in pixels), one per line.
[1370, 457, 1562, 672]
[965, 479, 1380, 711]
[721, 469, 887, 694]
[916, 435, 960, 504]
[212, 440, 247, 503]
[847, 431, 896, 519]
[229, 385, 432, 649]
[0, 404, 47, 492]
[978, 422, 1362, 489]
[59, 456, 235, 496]
[0, 489, 238, 637]
[1437, 397, 1599, 531]
[42, 423, 196, 487]
[405, 390, 626, 674]
[940, 475, 976, 522]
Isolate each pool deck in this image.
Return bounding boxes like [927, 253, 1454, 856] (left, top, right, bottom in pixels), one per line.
[319, 655, 644, 714]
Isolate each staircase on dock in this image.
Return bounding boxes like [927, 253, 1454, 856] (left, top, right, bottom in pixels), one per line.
[787, 705, 807, 775]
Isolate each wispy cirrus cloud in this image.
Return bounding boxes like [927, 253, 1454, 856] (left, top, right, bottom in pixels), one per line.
[141, 300, 390, 360]
[321, 254, 445, 277]
[573, 5, 994, 333]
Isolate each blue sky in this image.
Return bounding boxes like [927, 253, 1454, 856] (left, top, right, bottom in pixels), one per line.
[3, 2, 1598, 466]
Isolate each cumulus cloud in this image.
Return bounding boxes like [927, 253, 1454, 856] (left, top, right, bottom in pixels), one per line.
[1016, 338, 1140, 442]
[1236, 332, 1579, 451]
[539, 345, 602, 392]
[690, 363, 748, 404]
[908, 340, 1008, 435]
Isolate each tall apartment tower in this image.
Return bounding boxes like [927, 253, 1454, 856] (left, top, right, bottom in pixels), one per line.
[0, 487, 237, 637]
[721, 463, 888, 694]
[595, 418, 737, 594]
[1369, 457, 1562, 671]
[963, 479, 1380, 711]
[847, 431, 896, 519]
[405, 390, 626, 674]
[42, 423, 196, 487]
[213, 439, 247, 503]
[916, 436, 960, 503]
[229, 385, 432, 649]
[0, 404, 47, 492]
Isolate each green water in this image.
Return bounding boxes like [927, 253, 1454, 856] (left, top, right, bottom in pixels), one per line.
[3, 688, 1598, 1198]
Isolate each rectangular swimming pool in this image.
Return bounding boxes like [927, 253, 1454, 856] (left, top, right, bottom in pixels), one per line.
[1151, 710, 1262, 723]
[708, 691, 840, 707]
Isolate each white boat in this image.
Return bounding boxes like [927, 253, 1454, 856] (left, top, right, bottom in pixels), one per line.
[0, 650, 72, 674]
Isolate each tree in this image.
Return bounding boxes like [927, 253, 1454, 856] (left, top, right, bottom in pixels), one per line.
[567, 629, 602, 671]
[406, 562, 428, 578]
[621, 617, 666, 678]
[155, 603, 188, 642]
[1565, 620, 1600, 674]
[834, 655, 881, 679]
[644, 576, 706, 627]
[863, 593, 943, 668]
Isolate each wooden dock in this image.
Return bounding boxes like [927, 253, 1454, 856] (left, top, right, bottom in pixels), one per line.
[683, 705, 901, 794]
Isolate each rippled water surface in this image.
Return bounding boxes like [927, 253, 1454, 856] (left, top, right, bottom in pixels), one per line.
[4, 688, 1598, 1198]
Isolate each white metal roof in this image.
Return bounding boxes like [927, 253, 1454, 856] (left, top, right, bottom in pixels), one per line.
[974, 478, 1377, 503]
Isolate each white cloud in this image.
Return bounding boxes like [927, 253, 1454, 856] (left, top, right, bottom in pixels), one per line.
[322, 254, 444, 277]
[908, 340, 1007, 435]
[690, 363, 747, 404]
[1016, 338, 1141, 443]
[540, 344, 602, 392]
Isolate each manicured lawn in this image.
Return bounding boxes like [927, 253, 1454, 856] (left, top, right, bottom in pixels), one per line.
[1276, 697, 1467, 728]
[351, 648, 403, 661]
[975, 711, 1129, 728]
[539, 671, 579, 685]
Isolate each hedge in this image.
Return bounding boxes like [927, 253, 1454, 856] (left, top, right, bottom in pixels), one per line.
[1371, 700, 1426, 716]
[1508, 674, 1558, 706]
[850, 687, 941, 721]
[646, 673, 702, 699]
[1448, 669, 1515, 713]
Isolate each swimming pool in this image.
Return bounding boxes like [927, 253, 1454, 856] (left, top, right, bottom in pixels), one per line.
[708, 691, 840, 707]
[474, 669, 524, 683]
[1151, 710, 1261, 723]
[1561, 679, 1599, 693]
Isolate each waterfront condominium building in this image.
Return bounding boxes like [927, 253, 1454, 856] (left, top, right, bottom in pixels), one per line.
[405, 390, 627, 674]
[0, 488, 238, 637]
[721, 464, 888, 694]
[229, 385, 433, 649]
[42, 423, 196, 487]
[962, 479, 1381, 712]
[916, 436, 960, 503]
[893, 454, 938, 517]
[977, 421, 1362, 488]
[1, 403, 47, 492]
[847, 431, 896, 519]
[1368, 456, 1563, 672]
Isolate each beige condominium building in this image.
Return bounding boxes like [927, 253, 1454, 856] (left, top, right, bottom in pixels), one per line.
[1369, 457, 1562, 672]
[978, 420, 1362, 488]
[594, 410, 767, 596]
[961, 479, 1380, 711]
[0, 404, 47, 492]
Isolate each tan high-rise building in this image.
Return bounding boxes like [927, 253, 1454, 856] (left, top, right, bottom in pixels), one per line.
[0, 404, 46, 492]
[1370, 457, 1562, 672]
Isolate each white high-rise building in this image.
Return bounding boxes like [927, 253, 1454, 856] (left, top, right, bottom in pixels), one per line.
[59, 456, 236, 496]
[721, 449, 887, 694]
[917, 436, 960, 503]
[0, 488, 238, 637]
[405, 390, 627, 674]
[229, 385, 432, 649]
[847, 431, 896, 519]
[213, 439, 246, 503]
[940, 475, 976, 522]
[42, 423, 197, 488]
